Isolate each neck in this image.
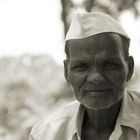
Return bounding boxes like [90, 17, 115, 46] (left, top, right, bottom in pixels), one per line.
[83, 99, 122, 133]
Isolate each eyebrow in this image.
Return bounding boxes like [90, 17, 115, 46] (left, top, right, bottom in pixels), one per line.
[98, 56, 124, 64]
[69, 55, 124, 65]
[70, 59, 89, 63]
[69, 59, 89, 66]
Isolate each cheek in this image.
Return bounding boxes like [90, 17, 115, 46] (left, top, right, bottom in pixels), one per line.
[104, 69, 127, 87]
[68, 72, 87, 91]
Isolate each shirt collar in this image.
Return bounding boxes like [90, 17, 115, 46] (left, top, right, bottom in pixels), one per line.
[109, 89, 140, 139]
[69, 103, 85, 140]
[117, 90, 140, 139]
[70, 89, 140, 140]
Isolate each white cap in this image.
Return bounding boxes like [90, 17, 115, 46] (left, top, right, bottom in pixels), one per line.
[65, 12, 130, 41]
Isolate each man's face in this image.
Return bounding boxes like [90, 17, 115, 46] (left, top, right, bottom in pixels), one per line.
[65, 33, 133, 110]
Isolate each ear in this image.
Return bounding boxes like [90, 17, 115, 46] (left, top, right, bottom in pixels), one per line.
[63, 60, 70, 83]
[126, 56, 134, 81]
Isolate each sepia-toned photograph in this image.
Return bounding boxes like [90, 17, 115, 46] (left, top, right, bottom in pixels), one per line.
[0, 0, 140, 140]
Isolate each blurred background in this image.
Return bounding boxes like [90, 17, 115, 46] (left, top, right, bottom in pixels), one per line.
[0, 0, 140, 139]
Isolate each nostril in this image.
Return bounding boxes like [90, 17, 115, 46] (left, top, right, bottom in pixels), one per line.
[87, 72, 105, 84]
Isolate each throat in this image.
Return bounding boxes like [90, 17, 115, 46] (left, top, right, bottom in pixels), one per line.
[82, 99, 122, 133]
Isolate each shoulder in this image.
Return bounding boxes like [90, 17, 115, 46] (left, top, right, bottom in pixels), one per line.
[126, 89, 140, 101]
[30, 100, 80, 139]
[126, 89, 140, 107]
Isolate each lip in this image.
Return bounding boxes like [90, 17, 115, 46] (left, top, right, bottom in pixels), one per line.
[84, 88, 111, 97]
[87, 91, 106, 97]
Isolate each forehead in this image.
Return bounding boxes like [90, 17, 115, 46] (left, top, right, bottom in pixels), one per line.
[66, 33, 125, 60]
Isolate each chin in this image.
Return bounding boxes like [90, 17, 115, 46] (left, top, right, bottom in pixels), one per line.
[84, 104, 112, 110]
[81, 99, 118, 110]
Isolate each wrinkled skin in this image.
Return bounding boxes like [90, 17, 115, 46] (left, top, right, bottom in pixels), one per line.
[64, 33, 134, 110]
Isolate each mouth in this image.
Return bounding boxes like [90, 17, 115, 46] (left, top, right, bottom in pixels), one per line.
[84, 88, 111, 97]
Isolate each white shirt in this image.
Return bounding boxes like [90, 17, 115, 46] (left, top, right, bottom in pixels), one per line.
[30, 89, 140, 140]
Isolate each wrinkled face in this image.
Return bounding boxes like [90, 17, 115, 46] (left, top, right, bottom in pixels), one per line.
[65, 33, 133, 110]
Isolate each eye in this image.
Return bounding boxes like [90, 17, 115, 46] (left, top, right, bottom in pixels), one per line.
[70, 63, 89, 72]
[104, 62, 120, 69]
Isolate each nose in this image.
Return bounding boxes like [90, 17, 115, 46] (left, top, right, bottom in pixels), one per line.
[87, 68, 105, 85]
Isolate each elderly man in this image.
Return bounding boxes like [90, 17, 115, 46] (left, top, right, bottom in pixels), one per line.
[30, 12, 140, 140]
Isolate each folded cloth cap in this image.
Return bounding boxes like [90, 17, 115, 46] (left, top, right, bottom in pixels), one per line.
[65, 12, 130, 41]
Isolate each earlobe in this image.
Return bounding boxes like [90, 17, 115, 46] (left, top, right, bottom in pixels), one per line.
[126, 56, 134, 81]
[63, 60, 69, 83]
